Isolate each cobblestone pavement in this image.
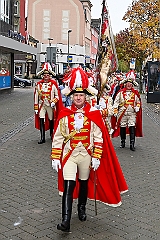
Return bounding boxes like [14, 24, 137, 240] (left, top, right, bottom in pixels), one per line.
[0, 88, 160, 240]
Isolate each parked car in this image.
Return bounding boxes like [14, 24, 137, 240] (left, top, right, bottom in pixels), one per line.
[14, 75, 32, 88]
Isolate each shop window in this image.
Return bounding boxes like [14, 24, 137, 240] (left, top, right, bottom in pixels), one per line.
[0, 51, 11, 89]
[15, 65, 22, 75]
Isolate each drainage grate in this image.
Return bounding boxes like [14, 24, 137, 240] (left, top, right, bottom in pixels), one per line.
[0, 116, 34, 145]
[143, 106, 160, 126]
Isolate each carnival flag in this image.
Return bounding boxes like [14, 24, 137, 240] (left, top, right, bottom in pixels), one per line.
[96, 0, 117, 98]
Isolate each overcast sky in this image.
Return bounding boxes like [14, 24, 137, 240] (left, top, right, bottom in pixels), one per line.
[90, 0, 132, 35]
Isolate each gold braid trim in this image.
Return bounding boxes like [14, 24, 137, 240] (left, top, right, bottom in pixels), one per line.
[94, 148, 103, 154]
[60, 118, 77, 144]
[60, 116, 89, 144]
[92, 153, 102, 159]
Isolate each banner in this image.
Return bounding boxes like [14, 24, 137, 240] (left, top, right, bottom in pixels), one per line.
[96, 0, 118, 97]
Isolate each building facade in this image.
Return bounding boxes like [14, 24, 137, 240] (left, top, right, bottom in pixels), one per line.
[90, 25, 99, 67]
[90, 18, 101, 68]
[0, 0, 37, 91]
[0, 0, 14, 90]
[14, 0, 39, 78]
[27, 0, 94, 73]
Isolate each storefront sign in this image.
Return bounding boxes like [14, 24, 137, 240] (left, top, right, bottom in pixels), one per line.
[8, 30, 25, 43]
[0, 76, 11, 89]
[130, 58, 136, 69]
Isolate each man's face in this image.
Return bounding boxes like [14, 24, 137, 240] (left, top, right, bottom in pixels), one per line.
[126, 81, 133, 90]
[73, 93, 86, 109]
[43, 73, 50, 81]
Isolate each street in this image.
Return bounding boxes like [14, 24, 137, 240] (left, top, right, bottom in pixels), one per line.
[0, 87, 160, 240]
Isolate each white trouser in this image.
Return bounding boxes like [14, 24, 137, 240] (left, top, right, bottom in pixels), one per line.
[120, 111, 136, 127]
[63, 154, 91, 181]
[39, 105, 53, 120]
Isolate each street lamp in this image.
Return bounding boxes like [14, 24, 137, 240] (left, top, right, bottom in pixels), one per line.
[67, 30, 72, 67]
[48, 37, 53, 65]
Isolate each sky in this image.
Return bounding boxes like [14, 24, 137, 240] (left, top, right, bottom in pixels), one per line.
[91, 0, 132, 35]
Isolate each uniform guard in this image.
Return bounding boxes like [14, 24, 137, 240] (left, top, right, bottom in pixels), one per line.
[34, 62, 63, 144]
[112, 70, 143, 150]
[51, 66, 128, 232]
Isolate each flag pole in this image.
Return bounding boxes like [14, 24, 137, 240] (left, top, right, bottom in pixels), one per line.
[95, 0, 105, 105]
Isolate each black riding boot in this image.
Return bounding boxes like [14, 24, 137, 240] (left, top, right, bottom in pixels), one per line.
[120, 127, 126, 148]
[57, 180, 76, 232]
[38, 118, 45, 144]
[129, 126, 135, 151]
[77, 179, 88, 221]
[49, 120, 53, 139]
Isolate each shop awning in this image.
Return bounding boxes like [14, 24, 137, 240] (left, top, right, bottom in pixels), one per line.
[0, 35, 37, 55]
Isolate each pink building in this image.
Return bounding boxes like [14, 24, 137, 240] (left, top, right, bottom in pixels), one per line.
[91, 26, 99, 67]
[27, 0, 86, 46]
[27, 0, 94, 72]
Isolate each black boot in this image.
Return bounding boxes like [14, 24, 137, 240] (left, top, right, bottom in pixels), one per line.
[57, 180, 76, 232]
[38, 118, 45, 144]
[77, 179, 88, 222]
[120, 127, 126, 148]
[129, 126, 135, 151]
[49, 120, 53, 140]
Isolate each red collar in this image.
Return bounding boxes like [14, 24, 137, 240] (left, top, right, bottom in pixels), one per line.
[71, 102, 91, 113]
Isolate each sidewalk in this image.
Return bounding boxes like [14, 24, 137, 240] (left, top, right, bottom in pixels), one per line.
[0, 88, 160, 240]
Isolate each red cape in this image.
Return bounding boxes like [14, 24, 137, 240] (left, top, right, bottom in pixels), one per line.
[34, 79, 64, 131]
[53, 102, 128, 207]
[112, 88, 143, 138]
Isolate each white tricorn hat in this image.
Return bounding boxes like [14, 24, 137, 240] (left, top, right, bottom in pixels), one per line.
[37, 62, 56, 76]
[120, 70, 138, 86]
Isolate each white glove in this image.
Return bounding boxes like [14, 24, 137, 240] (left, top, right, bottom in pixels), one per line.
[94, 105, 101, 110]
[134, 106, 140, 112]
[99, 98, 106, 109]
[109, 128, 114, 135]
[35, 110, 38, 114]
[52, 160, 61, 172]
[51, 102, 55, 108]
[91, 158, 100, 171]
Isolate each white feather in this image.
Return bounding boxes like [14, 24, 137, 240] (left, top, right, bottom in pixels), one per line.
[73, 70, 82, 89]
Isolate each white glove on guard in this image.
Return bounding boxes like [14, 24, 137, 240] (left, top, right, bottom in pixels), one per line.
[99, 98, 106, 109]
[134, 106, 140, 112]
[92, 158, 100, 171]
[52, 160, 61, 172]
[94, 105, 101, 110]
[35, 110, 38, 114]
[51, 102, 55, 108]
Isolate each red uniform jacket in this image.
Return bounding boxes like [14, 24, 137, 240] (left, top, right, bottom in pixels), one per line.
[34, 79, 63, 131]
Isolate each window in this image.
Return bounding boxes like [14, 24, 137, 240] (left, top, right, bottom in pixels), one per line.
[14, 25, 19, 32]
[0, 0, 10, 23]
[14, 1, 19, 15]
